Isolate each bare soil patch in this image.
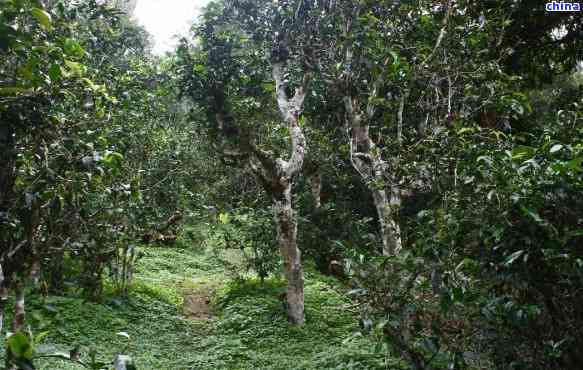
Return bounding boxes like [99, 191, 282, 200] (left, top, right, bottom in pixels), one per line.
[182, 284, 216, 320]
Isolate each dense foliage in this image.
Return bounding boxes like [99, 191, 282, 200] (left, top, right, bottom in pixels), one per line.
[1, 0, 581, 369]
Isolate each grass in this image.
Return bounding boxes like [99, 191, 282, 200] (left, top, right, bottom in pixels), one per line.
[2, 240, 401, 369]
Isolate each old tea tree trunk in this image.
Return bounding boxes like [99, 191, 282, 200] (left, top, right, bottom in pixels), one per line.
[246, 56, 309, 324]
[245, 59, 309, 324]
[343, 93, 403, 257]
[210, 50, 310, 324]
[338, 9, 403, 256]
[270, 60, 308, 325]
[0, 121, 16, 338]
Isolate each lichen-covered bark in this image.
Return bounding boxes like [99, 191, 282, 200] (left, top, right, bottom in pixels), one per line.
[344, 96, 403, 256]
[0, 265, 6, 335]
[213, 56, 309, 325]
[273, 184, 305, 325]
[268, 60, 308, 324]
[6, 283, 26, 368]
[11, 283, 25, 333]
[309, 172, 322, 209]
[372, 188, 402, 256]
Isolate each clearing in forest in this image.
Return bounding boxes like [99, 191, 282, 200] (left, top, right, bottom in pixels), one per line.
[4, 244, 401, 370]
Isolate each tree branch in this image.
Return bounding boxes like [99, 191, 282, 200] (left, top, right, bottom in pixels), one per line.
[272, 60, 309, 177]
[421, 0, 453, 67]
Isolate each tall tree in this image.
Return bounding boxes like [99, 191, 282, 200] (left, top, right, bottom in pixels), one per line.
[178, 0, 329, 324]
[317, 0, 453, 256]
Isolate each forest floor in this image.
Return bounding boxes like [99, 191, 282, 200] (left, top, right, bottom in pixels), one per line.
[4, 234, 403, 369]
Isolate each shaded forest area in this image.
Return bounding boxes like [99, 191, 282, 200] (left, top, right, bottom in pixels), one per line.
[1, 0, 582, 369]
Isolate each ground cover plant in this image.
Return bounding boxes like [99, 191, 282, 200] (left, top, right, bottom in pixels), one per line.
[1, 1, 582, 369]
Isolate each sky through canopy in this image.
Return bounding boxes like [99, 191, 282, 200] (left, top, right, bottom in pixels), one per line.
[134, 0, 211, 54]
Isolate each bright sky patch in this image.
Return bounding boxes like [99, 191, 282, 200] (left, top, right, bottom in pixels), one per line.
[134, 0, 211, 54]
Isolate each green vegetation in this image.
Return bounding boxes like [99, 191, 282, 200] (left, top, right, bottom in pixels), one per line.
[1, 1, 582, 369]
[3, 244, 393, 370]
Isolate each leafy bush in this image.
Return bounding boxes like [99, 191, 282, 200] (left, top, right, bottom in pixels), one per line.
[210, 207, 281, 282]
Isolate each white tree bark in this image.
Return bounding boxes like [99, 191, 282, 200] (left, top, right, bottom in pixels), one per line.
[222, 58, 309, 325]
[309, 172, 322, 209]
[339, 0, 450, 257]
[344, 96, 403, 256]
[0, 264, 5, 335]
[372, 188, 402, 256]
[208, 37, 310, 325]
[272, 183, 305, 324]
[114, 355, 135, 370]
[11, 283, 25, 333]
[269, 60, 308, 325]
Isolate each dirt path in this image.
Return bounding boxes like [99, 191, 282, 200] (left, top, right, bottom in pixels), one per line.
[182, 284, 217, 320]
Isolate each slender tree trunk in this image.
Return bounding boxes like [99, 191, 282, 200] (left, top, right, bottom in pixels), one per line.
[0, 122, 16, 214]
[372, 187, 402, 256]
[11, 282, 25, 333]
[309, 172, 322, 209]
[0, 123, 16, 346]
[50, 248, 65, 292]
[212, 49, 309, 325]
[0, 265, 6, 335]
[270, 59, 309, 324]
[113, 355, 135, 370]
[26, 200, 41, 287]
[273, 184, 305, 325]
[344, 96, 403, 256]
[6, 283, 25, 370]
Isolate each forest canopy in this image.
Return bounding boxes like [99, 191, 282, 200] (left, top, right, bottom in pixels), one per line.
[1, 1, 582, 369]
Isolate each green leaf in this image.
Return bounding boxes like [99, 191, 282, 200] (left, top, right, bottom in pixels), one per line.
[116, 332, 131, 340]
[298, 115, 306, 127]
[63, 38, 86, 59]
[103, 152, 124, 168]
[31, 8, 52, 31]
[18, 63, 34, 81]
[0, 24, 16, 51]
[389, 50, 399, 66]
[457, 127, 475, 135]
[130, 178, 141, 201]
[566, 157, 582, 172]
[64, 60, 86, 77]
[82, 78, 102, 92]
[504, 250, 525, 267]
[219, 213, 230, 224]
[33, 331, 50, 346]
[7, 332, 34, 360]
[261, 82, 275, 93]
[550, 144, 563, 153]
[520, 205, 544, 223]
[48, 64, 62, 82]
[511, 145, 536, 161]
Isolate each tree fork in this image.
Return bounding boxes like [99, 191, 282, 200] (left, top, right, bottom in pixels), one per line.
[270, 56, 310, 325]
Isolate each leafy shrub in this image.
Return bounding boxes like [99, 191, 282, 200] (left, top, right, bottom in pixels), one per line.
[210, 207, 281, 282]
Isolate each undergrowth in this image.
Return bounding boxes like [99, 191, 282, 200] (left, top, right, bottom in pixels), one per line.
[2, 242, 400, 369]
